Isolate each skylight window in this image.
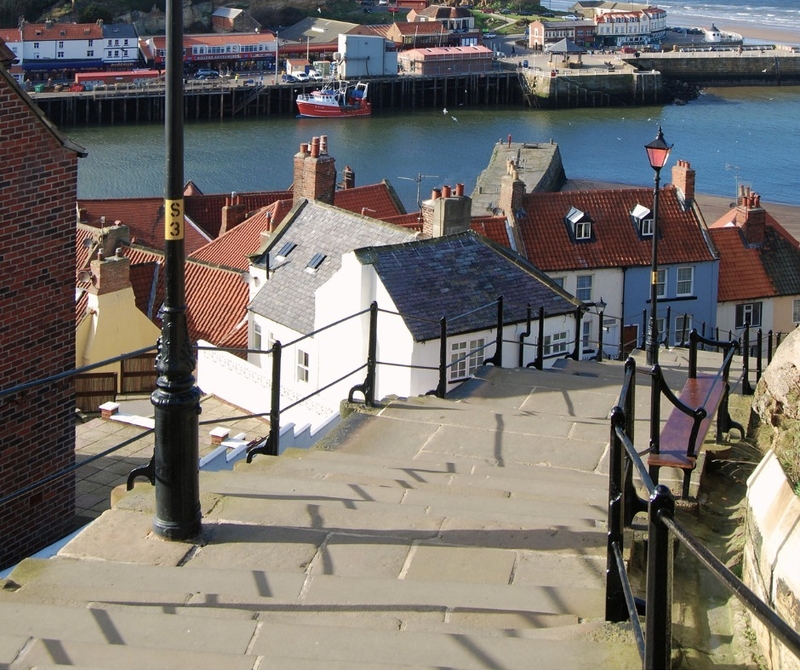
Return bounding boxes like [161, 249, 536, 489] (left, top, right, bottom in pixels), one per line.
[305, 253, 326, 273]
[275, 241, 296, 259]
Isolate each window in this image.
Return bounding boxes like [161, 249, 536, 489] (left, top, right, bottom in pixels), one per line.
[88, 39, 93, 46]
[253, 323, 262, 350]
[576, 275, 592, 302]
[656, 268, 666, 298]
[794, 299, 800, 324]
[33, 42, 39, 48]
[87, 50, 94, 57]
[296, 350, 309, 383]
[676, 267, 694, 296]
[582, 320, 591, 348]
[631, 204, 652, 236]
[58, 41, 64, 48]
[735, 302, 762, 329]
[575, 221, 591, 240]
[306, 253, 326, 272]
[57, 51, 64, 58]
[675, 314, 692, 345]
[449, 338, 485, 381]
[275, 241, 296, 259]
[640, 217, 653, 236]
[551, 276, 564, 289]
[544, 331, 569, 356]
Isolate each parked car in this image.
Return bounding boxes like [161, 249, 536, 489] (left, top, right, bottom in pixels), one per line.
[483, 32, 497, 39]
[195, 69, 219, 79]
[281, 74, 297, 83]
[293, 72, 310, 82]
[309, 70, 324, 81]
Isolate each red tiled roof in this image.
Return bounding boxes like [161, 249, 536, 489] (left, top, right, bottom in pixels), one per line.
[190, 200, 293, 271]
[185, 261, 249, 346]
[78, 198, 212, 254]
[707, 227, 774, 302]
[333, 182, 406, 219]
[392, 22, 447, 35]
[470, 216, 510, 247]
[184, 191, 292, 239]
[516, 187, 716, 272]
[384, 212, 424, 230]
[129, 261, 163, 319]
[22, 22, 103, 40]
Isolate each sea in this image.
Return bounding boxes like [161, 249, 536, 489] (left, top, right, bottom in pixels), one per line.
[66, 2, 800, 213]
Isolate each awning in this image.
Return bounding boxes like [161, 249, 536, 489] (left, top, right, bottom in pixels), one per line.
[22, 59, 107, 72]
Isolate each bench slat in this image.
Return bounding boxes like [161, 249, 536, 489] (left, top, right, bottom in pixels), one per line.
[648, 374, 725, 470]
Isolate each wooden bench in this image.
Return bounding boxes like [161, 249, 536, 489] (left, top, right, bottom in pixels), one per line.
[647, 330, 744, 498]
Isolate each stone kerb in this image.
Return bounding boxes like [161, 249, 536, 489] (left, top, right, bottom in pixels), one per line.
[743, 451, 800, 670]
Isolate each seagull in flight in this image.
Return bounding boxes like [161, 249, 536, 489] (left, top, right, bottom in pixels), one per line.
[451, 116, 458, 122]
[443, 107, 448, 114]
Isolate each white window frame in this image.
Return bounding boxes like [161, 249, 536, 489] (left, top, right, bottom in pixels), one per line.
[641, 217, 653, 236]
[575, 220, 592, 240]
[296, 349, 309, 383]
[582, 319, 591, 348]
[449, 338, 485, 381]
[674, 314, 692, 345]
[736, 302, 762, 329]
[676, 266, 694, 297]
[253, 323, 262, 350]
[576, 275, 593, 302]
[544, 331, 569, 356]
[656, 268, 666, 298]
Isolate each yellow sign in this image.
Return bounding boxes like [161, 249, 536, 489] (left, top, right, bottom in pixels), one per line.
[165, 199, 184, 240]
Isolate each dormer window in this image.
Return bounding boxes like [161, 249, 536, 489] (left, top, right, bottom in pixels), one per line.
[631, 204, 654, 237]
[565, 207, 593, 241]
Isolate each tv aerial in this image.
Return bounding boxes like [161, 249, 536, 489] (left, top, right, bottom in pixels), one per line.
[397, 173, 439, 208]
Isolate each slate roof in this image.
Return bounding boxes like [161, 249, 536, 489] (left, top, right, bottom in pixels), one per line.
[708, 212, 800, 302]
[516, 187, 717, 272]
[248, 200, 416, 333]
[354, 230, 579, 342]
[278, 18, 359, 44]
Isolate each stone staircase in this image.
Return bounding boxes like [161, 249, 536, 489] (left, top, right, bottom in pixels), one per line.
[2, 354, 717, 670]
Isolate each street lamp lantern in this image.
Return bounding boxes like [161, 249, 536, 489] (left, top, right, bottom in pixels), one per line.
[644, 126, 673, 367]
[645, 127, 672, 171]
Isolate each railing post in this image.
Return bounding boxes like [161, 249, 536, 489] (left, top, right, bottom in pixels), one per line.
[756, 328, 763, 383]
[572, 306, 582, 361]
[664, 305, 671, 348]
[606, 404, 627, 622]
[700, 322, 706, 350]
[645, 485, 675, 670]
[485, 296, 504, 367]
[437, 317, 447, 398]
[680, 312, 688, 347]
[519, 303, 532, 368]
[597, 308, 604, 362]
[268, 341, 282, 455]
[688, 329, 698, 379]
[535, 306, 545, 370]
[366, 301, 378, 406]
[767, 330, 773, 366]
[742, 322, 753, 395]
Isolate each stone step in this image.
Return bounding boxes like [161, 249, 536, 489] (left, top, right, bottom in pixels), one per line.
[243, 448, 608, 504]
[5, 552, 607, 623]
[0, 600, 257, 658]
[314, 411, 610, 474]
[201, 469, 607, 529]
[9, 636, 257, 670]
[249, 620, 640, 670]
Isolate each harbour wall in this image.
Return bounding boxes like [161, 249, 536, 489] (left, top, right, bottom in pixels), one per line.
[630, 52, 800, 86]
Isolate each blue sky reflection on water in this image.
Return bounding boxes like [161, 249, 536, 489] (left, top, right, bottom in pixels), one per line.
[69, 85, 800, 212]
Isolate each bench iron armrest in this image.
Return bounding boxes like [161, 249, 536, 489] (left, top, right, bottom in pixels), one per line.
[654, 365, 698, 419]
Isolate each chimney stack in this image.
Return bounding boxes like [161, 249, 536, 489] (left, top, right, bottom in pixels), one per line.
[421, 185, 472, 238]
[220, 194, 248, 235]
[498, 165, 525, 218]
[293, 137, 337, 205]
[671, 159, 695, 207]
[343, 165, 355, 190]
[735, 191, 766, 246]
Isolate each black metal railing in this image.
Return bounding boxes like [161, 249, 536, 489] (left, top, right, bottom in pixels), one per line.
[606, 355, 800, 669]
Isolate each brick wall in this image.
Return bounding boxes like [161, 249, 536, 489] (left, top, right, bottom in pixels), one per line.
[0, 73, 79, 569]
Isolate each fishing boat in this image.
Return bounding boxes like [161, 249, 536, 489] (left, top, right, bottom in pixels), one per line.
[296, 80, 371, 118]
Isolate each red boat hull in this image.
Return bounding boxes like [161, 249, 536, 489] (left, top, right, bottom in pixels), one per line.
[296, 100, 372, 118]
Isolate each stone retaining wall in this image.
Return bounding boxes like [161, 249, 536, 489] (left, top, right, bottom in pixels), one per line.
[743, 450, 800, 669]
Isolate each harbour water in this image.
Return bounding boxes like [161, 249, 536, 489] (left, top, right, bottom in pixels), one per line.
[69, 85, 800, 212]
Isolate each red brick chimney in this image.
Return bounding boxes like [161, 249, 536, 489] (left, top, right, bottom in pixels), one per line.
[293, 135, 337, 205]
[735, 190, 766, 246]
[671, 159, 695, 206]
[498, 160, 525, 217]
[342, 165, 355, 190]
[89, 249, 131, 295]
[220, 193, 248, 235]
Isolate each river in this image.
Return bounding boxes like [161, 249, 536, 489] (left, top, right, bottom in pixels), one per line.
[68, 85, 800, 212]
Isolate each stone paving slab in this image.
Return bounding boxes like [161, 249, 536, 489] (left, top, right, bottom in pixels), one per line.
[12, 638, 258, 670]
[0, 601, 257, 655]
[249, 620, 639, 670]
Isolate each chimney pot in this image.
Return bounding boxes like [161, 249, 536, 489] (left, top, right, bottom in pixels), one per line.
[455, 183, 464, 196]
[442, 185, 452, 198]
[431, 188, 441, 201]
[311, 137, 320, 158]
[320, 135, 328, 154]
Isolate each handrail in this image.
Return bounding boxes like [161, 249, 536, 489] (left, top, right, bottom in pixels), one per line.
[283, 307, 370, 349]
[607, 351, 800, 669]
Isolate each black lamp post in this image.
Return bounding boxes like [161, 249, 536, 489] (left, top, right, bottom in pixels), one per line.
[644, 127, 673, 367]
[151, 0, 202, 540]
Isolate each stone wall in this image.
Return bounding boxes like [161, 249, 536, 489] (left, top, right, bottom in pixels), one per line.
[743, 452, 800, 670]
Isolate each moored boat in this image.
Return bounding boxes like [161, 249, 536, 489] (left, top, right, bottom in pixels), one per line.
[296, 80, 371, 118]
